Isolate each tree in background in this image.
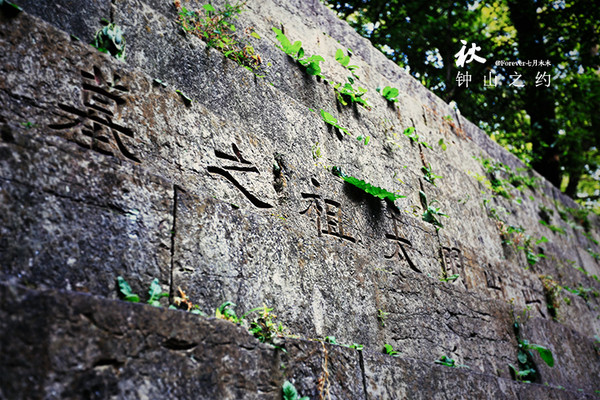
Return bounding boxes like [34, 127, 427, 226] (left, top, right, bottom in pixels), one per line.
[327, 0, 600, 210]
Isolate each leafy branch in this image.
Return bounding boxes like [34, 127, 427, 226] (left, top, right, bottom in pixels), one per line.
[332, 166, 404, 202]
[272, 27, 325, 76]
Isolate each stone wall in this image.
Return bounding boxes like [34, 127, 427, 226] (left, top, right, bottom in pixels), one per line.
[1, 0, 599, 398]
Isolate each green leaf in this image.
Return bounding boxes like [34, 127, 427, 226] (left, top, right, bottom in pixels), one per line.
[438, 138, 447, 151]
[250, 31, 261, 39]
[1, 0, 23, 11]
[333, 168, 404, 202]
[289, 40, 302, 56]
[282, 381, 298, 400]
[203, 4, 216, 13]
[216, 301, 238, 321]
[324, 336, 338, 344]
[147, 278, 167, 306]
[419, 190, 428, 209]
[175, 89, 193, 105]
[382, 86, 399, 100]
[320, 109, 338, 125]
[528, 344, 555, 367]
[272, 27, 292, 51]
[517, 350, 528, 364]
[335, 48, 344, 61]
[117, 276, 140, 302]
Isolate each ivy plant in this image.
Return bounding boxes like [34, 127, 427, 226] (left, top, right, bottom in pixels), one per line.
[377, 86, 399, 102]
[282, 381, 309, 400]
[419, 191, 447, 228]
[117, 276, 168, 306]
[176, 2, 262, 71]
[91, 21, 126, 61]
[332, 166, 404, 202]
[272, 27, 324, 76]
[334, 76, 371, 110]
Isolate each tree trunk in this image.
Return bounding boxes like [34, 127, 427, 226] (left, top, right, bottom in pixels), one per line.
[506, 0, 562, 188]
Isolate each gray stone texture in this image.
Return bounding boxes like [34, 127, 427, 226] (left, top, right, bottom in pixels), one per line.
[1, 0, 600, 397]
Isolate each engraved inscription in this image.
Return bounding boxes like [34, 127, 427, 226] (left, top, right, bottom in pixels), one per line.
[49, 67, 140, 162]
[384, 210, 419, 273]
[299, 180, 356, 243]
[522, 286, 541, 305]
[485, 269, 503, 291]
[207, 143, 272, 208]
[443, 247, 463, 281]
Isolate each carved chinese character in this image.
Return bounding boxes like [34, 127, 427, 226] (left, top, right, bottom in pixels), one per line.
[49, 66, 140, 162]
[299, 179, 356, 243]
[207, 143, 272, 209]
[384, 210, 419, 273]
[484, 269, 503, 291]
[443, 247, 463, 281]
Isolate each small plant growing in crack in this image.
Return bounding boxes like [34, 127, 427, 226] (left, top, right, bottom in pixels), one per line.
[439, 273, 459, 283]
[383, 343, 400, 356]
[282, 381, 309, 400]
[509, 306, 555, 383]
[334, 76, 371, 110]
[419, 190, 447, 228]
[332, 166, 404, 202]
[335, 48, 360, 78]
[272, 27, 324, 76]
[176, 1, 263, 72]
[117, 276, 169, 307]
[377, 309, 389, 327]
[320, 109, 349, 135]
[422, 163, 442, 186]
[377, 86, 399, 102]
[403, 127, 432, 149]
[435, 355, 469, 368]
[91, 19, 126, 61]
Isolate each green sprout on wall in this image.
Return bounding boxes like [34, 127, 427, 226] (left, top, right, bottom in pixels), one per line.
[320, 109, 349, 135]
[272, 27, 325, 76]
[117, 276, 169, 307]
[510, 308, 555, 383]
[435, 355, 468, 368]
[377, 86, 399, 102]
[282, 381, 309, 400]
[335, 48, 360, 79]
[422, 163, 442, 186]
[383, 343, 400, 356]
[402, 127, 432, 149]
[334, 76, 371, 110]
[439, 274, 459, 283]
[177, 2, 262, 71]
[377, 309, 389, 327]
[91, 20, 126, 61]
[419, 191, 447, 228]
[332, 166, 404, 202]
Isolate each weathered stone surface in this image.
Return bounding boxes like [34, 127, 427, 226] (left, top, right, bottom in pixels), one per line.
[0, 125, 172, 297]
[281, 339, 366, 400]
[521, 317, 600, 393]
[363, 350, 597, 400]
[2, 282, 596, 399]
[1, 0, 600, 397]
[0, 283, 281, 399]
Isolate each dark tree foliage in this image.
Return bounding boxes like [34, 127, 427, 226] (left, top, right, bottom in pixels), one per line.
[327, 0, 600, 206]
